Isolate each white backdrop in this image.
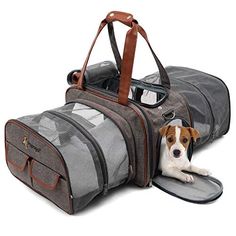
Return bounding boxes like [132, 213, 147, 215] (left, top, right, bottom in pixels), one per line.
[0, 0, 235, 235]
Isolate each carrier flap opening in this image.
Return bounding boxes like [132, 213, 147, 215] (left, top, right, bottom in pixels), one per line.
[152, 173, 223, 204]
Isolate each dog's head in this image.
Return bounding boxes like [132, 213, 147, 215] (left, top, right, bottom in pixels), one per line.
[159, 125, 200, 158]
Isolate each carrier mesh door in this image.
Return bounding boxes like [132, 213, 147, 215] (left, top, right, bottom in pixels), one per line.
[153, 119, 223, 204]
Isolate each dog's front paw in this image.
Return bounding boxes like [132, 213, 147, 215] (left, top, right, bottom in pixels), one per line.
[198, 168, 211, 176]
[182, 174, 194, 183]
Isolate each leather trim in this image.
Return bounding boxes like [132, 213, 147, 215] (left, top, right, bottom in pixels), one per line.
[106, 11, 135, 27]
[6, 142, 30, 172]
[29, 160, 60, 191]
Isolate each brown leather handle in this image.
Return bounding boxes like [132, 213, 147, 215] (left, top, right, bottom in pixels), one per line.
[118, 24, 138, 105]
[107, 22, 171, 93]
[77, 11, 168, 105]
[106, 11, 136, 27]
[77, 12, 138, 90]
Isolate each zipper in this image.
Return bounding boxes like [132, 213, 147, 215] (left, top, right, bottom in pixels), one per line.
[129, 102, 154, 180]
[89, 86, 156, 181]
[155, 116, 192, 177]
[47, 110, 109, 195]
[66, 99, 136, 181]
[172, 77, 215, 144]
[84, 85, 151, 186]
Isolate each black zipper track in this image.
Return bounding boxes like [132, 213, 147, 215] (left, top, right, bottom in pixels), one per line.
[47, 110, 109, 194]
[86, 85, 154, 184]
[172, 77, 215, 145]
[65, 99, 136, 181]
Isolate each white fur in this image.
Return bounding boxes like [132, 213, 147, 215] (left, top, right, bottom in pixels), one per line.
[159, 126, 210, 183]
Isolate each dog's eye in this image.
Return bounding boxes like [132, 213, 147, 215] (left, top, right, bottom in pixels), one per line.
[167, 137, 173, 143]
[183, 138, 188, 143]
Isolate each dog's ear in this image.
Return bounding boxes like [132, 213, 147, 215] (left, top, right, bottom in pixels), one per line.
[187, 127, 200, 142]
[159, 125, 171, 137]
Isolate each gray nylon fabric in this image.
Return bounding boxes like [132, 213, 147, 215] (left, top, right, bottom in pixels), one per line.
[6, 143, 32, 186]
[6, 121, 67, 177]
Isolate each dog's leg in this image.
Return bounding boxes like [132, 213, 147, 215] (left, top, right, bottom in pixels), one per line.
[162, 167, 194, 183]
[185, 165, 210, 176]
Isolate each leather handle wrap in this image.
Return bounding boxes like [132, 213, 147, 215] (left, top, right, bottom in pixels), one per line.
[106, 11, 135, 27]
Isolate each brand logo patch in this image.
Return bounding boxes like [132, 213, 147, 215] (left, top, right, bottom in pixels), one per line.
[22, 137, 41, 152]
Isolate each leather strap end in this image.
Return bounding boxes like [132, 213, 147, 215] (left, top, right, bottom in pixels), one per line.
[118, 93, 129, 106]
[77, 79, 84, 90]
[73, 72, 83, 89]
[106, 11, 134, 27]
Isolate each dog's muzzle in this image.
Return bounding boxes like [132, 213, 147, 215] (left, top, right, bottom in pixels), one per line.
[173, 149, 181, 158]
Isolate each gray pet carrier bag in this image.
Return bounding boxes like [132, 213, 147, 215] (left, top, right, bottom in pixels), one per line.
[5, 11, 229, 214]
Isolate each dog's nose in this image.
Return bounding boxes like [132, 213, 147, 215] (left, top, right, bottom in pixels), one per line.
[173, 149, 181, 158]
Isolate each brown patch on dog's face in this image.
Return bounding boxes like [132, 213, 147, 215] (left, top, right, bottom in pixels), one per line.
[180, 127, 200, 149]
[159, 125, 200, 152]
[179, 127, 192, 149]
[159, 125, 176, 150]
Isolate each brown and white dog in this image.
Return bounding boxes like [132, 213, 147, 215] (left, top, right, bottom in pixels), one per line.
[159, 125, 210, 183]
